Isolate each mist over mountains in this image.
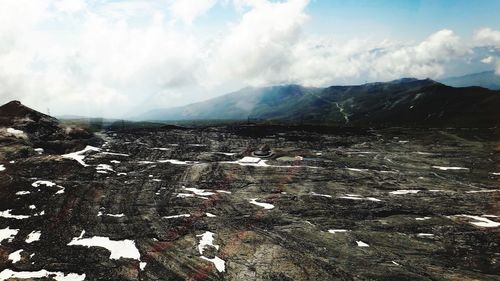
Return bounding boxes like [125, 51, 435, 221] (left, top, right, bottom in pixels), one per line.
[138, 76, 500, 127]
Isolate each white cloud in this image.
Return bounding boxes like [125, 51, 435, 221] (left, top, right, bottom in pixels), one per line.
[0, 0, 494, 117]
[481, 56, 494, 64]
[474, 28, 500, 74]
[474, 27, 500, 46]
[169, 0, 217, 24]
[54, 0, 86, 14]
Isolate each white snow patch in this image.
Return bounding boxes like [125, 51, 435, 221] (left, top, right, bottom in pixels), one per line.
[25, 231, 41, 243]
[415, 217, 431, 221]
[492, 172, 500, 176]
[0, 165, 4, 171]
[346, 168, 369, 172]
[328, 229, 348, 234]
[8, 249, 23, 263]
[32, 181, 64, 194]
[62, 145, 100, 167]
[158, 159, 197, 165]
[0, 269, 85, 281]
[0, 227, 19, 243]
[96, 164, 114, 172]
[32, 180, 56, 187]
[356, 241, 369, 247]
[338, 195, 382, 202]
[457, 215, 500, 228]
[15, 191, 30, 196]
[249, 199, 275, 210]
[200, 256, 226, 272]
[29, 205, 36, 210]
[466, 189, 499, 193]
[34, 148, 44, 154]
[163, 214, 190, 219]
[183, 186, 215, 196]
[216, 190, 232, 194]
[117, 172, 127, 176]
[417, 233, 434, 238]
[414, 151, 435, 155]
[216, 152, 236, 156]
[240, 157, 261, 163]
[101, 152, 129, 157]
[206, 213, 217, 217]
[0, 210, 30, 220]
[338, 196, 363, 200]
[482, 215, 498, 218]
[105, 213, 125, 218]
[151, 147, 171, 151]
[6, 128, 26, 138]
[432, 166, 469, 171]
[196, 231, 219, 255]
[389, 190, 420, 195]
[176, 193, 195, 198]
[68, 230, 140, 260]
[140, 262, 147, 271]
[110, 160, 120, 164]
[310, 192, 332, 198]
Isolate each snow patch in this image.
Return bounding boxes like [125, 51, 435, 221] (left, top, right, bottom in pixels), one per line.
[16, 191, 30, 196]
[163, 214, 190, 219]
[206, 213, 217, 217]
[356, 241, 369, 247]
[158, 159, 197, 165]
[389, 190, 420, 195]
[310, 192, 332, 198]
[182, 186, 215, 196]
[32, 180, 56, 187]
[200, 256, 226, 272]
[249, 199, 275, 210]
[0, 227, 19, 243]
[101, 152, 129, 157]
[196, 231, 219, 255]
[457, 215, 500, 228]
[432, 166, 469, 171]
[8, 249, 23, 263]
[415, 217, 431, 221]
[466, 189, 499, 193]
[62, 146, 100, 167]
[328, 229, 348, 234]
[25, 231, 41, 243]
[0, 269, 86, 281]
[0, 210, 30, 220]
[68, 230, 140, 260]
[0, 165, 4, 171]
[96, 164, 114, 173]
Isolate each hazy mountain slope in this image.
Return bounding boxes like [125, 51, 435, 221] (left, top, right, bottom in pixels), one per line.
[439, 71, 500, 90]
[139, 79, 500, 127]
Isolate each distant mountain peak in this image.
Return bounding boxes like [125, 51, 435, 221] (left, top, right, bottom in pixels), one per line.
[439, 70, 500, 90]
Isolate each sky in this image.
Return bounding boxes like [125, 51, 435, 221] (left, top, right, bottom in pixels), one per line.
[0, 0, 500, 118]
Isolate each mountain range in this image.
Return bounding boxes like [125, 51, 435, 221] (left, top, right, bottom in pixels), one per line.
[439, 70, 500, 90]
[139, 77, 500, 127]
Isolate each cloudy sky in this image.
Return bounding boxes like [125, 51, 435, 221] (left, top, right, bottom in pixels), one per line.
[1, 0, 500, 118]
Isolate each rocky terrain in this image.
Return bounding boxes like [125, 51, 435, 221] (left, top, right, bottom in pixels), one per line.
[0, 113, 499, 280]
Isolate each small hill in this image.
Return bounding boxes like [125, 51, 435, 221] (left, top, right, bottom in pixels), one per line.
[0, 100, 100, 157]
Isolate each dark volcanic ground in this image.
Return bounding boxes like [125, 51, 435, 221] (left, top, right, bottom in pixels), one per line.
[0, 125, 499, 281]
